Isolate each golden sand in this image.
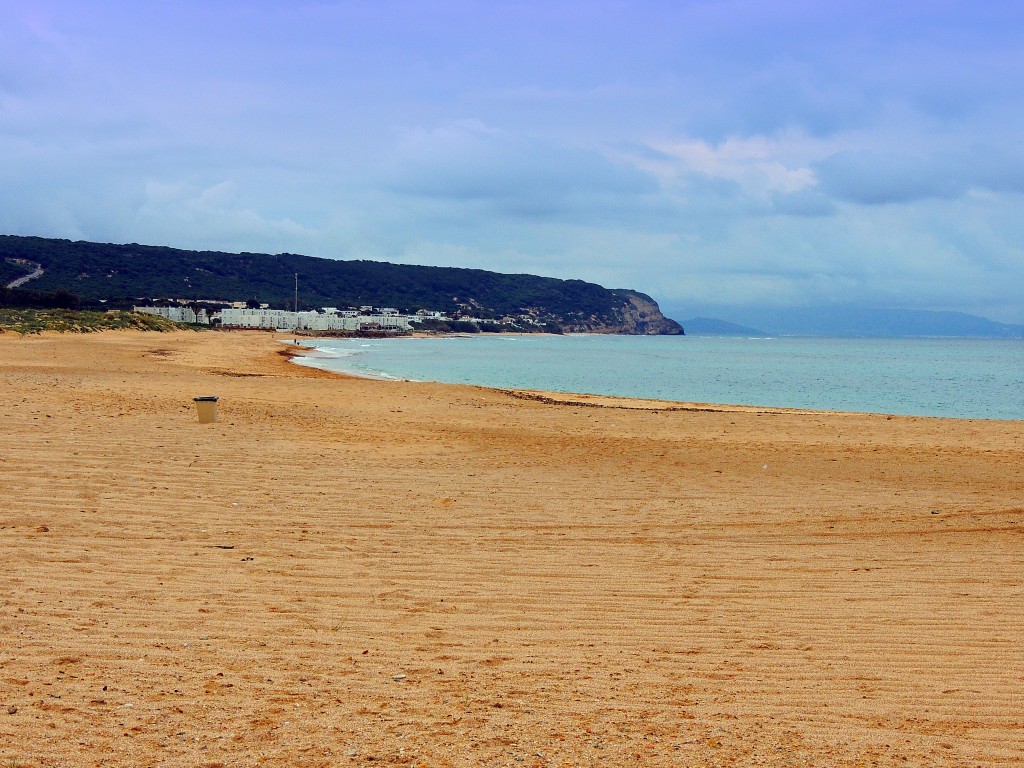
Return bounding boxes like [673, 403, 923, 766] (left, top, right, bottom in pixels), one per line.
[1, 330, 1022, 767]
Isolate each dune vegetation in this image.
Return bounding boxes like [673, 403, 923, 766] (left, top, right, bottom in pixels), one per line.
[0, 308, 195, 335]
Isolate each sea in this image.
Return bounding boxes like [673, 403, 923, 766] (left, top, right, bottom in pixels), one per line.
[291, 334, 1024, 421]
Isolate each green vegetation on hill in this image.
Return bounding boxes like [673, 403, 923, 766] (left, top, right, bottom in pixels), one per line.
[1, 235, 683, 334]
[0, 259, 27, 285]
[0, 308, 194, 335]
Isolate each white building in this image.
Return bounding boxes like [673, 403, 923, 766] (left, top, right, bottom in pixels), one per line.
[219, 307, 300, 329]
[134, 306, 210, 325]
[359, 313, 412, 330]
[218, 307, 413, 332]
[299, 312, 358, 332]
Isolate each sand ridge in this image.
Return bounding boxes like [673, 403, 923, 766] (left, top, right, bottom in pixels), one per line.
[1, 330, 1022, 767]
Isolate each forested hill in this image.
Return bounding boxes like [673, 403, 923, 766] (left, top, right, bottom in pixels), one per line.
[0, 235, 683, 334]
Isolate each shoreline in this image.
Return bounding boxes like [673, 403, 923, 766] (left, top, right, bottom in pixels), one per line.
[279, 334, 828, 415]
[3, 329, 1023, 766]
[280, 338, 405, 382]
[281, 332, 1022, 421]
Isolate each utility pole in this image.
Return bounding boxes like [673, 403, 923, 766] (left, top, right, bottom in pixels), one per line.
[294, 273, 298, 314]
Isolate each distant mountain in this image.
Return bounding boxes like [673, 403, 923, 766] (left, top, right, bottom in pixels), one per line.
[0, 235, 683, 335]
[713, 306, 1024, 339]
[678, 317, 767, 336]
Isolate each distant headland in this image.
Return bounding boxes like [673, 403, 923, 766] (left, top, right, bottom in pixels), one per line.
[0, 235, 683, 336]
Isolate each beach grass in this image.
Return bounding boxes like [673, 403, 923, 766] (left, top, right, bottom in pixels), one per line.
[0, 308, 197, 335]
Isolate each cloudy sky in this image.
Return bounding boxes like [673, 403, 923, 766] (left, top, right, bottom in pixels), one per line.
[3, 1, 1023, 321]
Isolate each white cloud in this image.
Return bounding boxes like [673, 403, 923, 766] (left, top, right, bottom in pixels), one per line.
[136, 180, 316, 252]
[640, 136, 819, 195]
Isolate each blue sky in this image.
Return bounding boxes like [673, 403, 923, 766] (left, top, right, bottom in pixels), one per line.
[3, 1, 1023, 321]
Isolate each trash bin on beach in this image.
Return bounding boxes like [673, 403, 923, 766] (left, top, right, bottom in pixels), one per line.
[193, 396, 219, 424]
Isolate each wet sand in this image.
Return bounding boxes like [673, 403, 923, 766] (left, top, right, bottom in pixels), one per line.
[1, 330, 1022, 767]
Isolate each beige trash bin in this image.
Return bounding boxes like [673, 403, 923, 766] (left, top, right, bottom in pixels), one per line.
[193, 396, 219, 423]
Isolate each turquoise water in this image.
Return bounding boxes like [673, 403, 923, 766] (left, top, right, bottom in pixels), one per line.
[294, 335, 1024, 420]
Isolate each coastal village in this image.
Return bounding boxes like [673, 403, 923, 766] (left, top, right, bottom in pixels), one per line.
[132, 301, 550, 333]
[135, 302, 420, 332]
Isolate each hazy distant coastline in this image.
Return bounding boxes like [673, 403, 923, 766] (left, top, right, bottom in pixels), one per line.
[675, 306, 1024, 339]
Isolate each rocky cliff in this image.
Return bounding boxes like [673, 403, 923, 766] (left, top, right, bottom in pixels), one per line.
[559, 290, 684, 335]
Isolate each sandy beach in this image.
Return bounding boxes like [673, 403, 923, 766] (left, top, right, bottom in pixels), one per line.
[1, 329, 1022, 767]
